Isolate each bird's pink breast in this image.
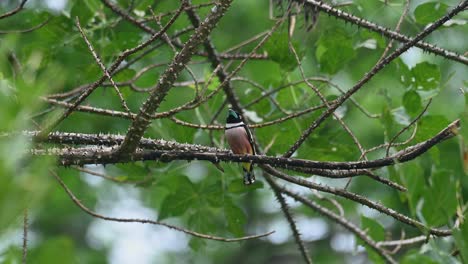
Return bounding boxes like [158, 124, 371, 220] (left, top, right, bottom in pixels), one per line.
[225, 127, 252, 154]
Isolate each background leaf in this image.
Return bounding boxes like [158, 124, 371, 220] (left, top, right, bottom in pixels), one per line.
[414, 2, 449, 25]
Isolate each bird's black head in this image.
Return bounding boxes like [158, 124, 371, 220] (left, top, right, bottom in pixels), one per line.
[226, 109, 242, 124]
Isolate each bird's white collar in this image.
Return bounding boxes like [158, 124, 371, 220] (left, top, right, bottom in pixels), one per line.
[225, 122, 244, 129]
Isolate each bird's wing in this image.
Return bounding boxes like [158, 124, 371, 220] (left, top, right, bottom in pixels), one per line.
[243, 124, 256, 155]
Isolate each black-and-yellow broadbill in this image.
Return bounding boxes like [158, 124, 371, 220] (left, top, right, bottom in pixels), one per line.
[225, 109, 255, 185]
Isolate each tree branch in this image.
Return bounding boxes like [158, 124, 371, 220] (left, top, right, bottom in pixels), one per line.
[0, 0, 27, 19]
[297, 0, 468, 65]
[264, 174, 312, 264]
[75, 18, 133, 116]
[22, 208, 28, 264]
[281, 187, 397, 264]
[24, 118, 459, 172]
[263, 165, 451, 236]
[51, 170, 275, 242]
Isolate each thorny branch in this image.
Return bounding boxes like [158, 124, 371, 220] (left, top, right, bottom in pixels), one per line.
[295, 0, 468, 65]
[117, 0, 233, 154]
[281, 187, 397, 264]
[265, 174, 312, 264]
[283, 0, 467, 157]
[22, 119, 459, 177]
[263, 165, 451, 236]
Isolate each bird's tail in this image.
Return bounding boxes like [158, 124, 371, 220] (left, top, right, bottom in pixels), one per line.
[242, 162, 255, 185]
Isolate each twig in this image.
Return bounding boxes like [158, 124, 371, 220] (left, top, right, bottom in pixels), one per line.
[168, 104, 326, 130]
[232, 77, 290, 114]
[0, 0, 27, 19]
[376, 235, 427, 247]
[365, 171, 407, 192]
[44, 28, 196, 100]
[102, 0, 156, 34]
[8, 52, 22, 79]
[385, 99, 432, 156]
[280, 166, 406, 192]
[43, 96, 326, 129]
[22, 208, 28, 264]
[281, 187, 397, 264]
[139, 2, 216, 22]
[311, 190, 345, 216]
[73, 166, 152, 184]
[264, 174, 312, 264]
[75, 18, 133, 116]
[361, 125, 418, 158]
[50, 170, 275, 242]
[244, 77, 330, 108]
[0, 17, 50, 34]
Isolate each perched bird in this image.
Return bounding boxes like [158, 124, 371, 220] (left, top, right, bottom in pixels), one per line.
[225, 109, 256, 185]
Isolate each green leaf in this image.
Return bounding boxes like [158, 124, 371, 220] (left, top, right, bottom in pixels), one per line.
[158, 176, 198, 220]
[132, 0, 154, 10]
[83, 0, 103, 15]
[402, 90, 423, 117]
[263, 33, 302, 72]
[189, 237, 207, 251]
[401, 163, 425, 217]
[227, 180, 264, 194]
[396, 58, 413, 87]
[414, 2, 449, 25]
[0, 246, 21, 263]
[316, 28, 356, 74]
[108, 164, 156, 187]
[361, 216, 385, 241]
[224, 200, 246, 237]
[113, 69, 136, 83]
[360, 216, 385, 264]
[415, 115, 450, 142]
[381, 105, 397, 141]
[453, 213, 468, 263]
[421, 170, 457, 226]
[204, 70, 221, 91]
[70, 2, 94, 25]
[31, 236, 76, 264]
[189, 209, 216, 233]
[359, 31, 387, 49]
[412, 62, 441, 91]
[402, 250, 438, 264]
[188, 207, 219, 251]
[200, 181, 224, 208]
